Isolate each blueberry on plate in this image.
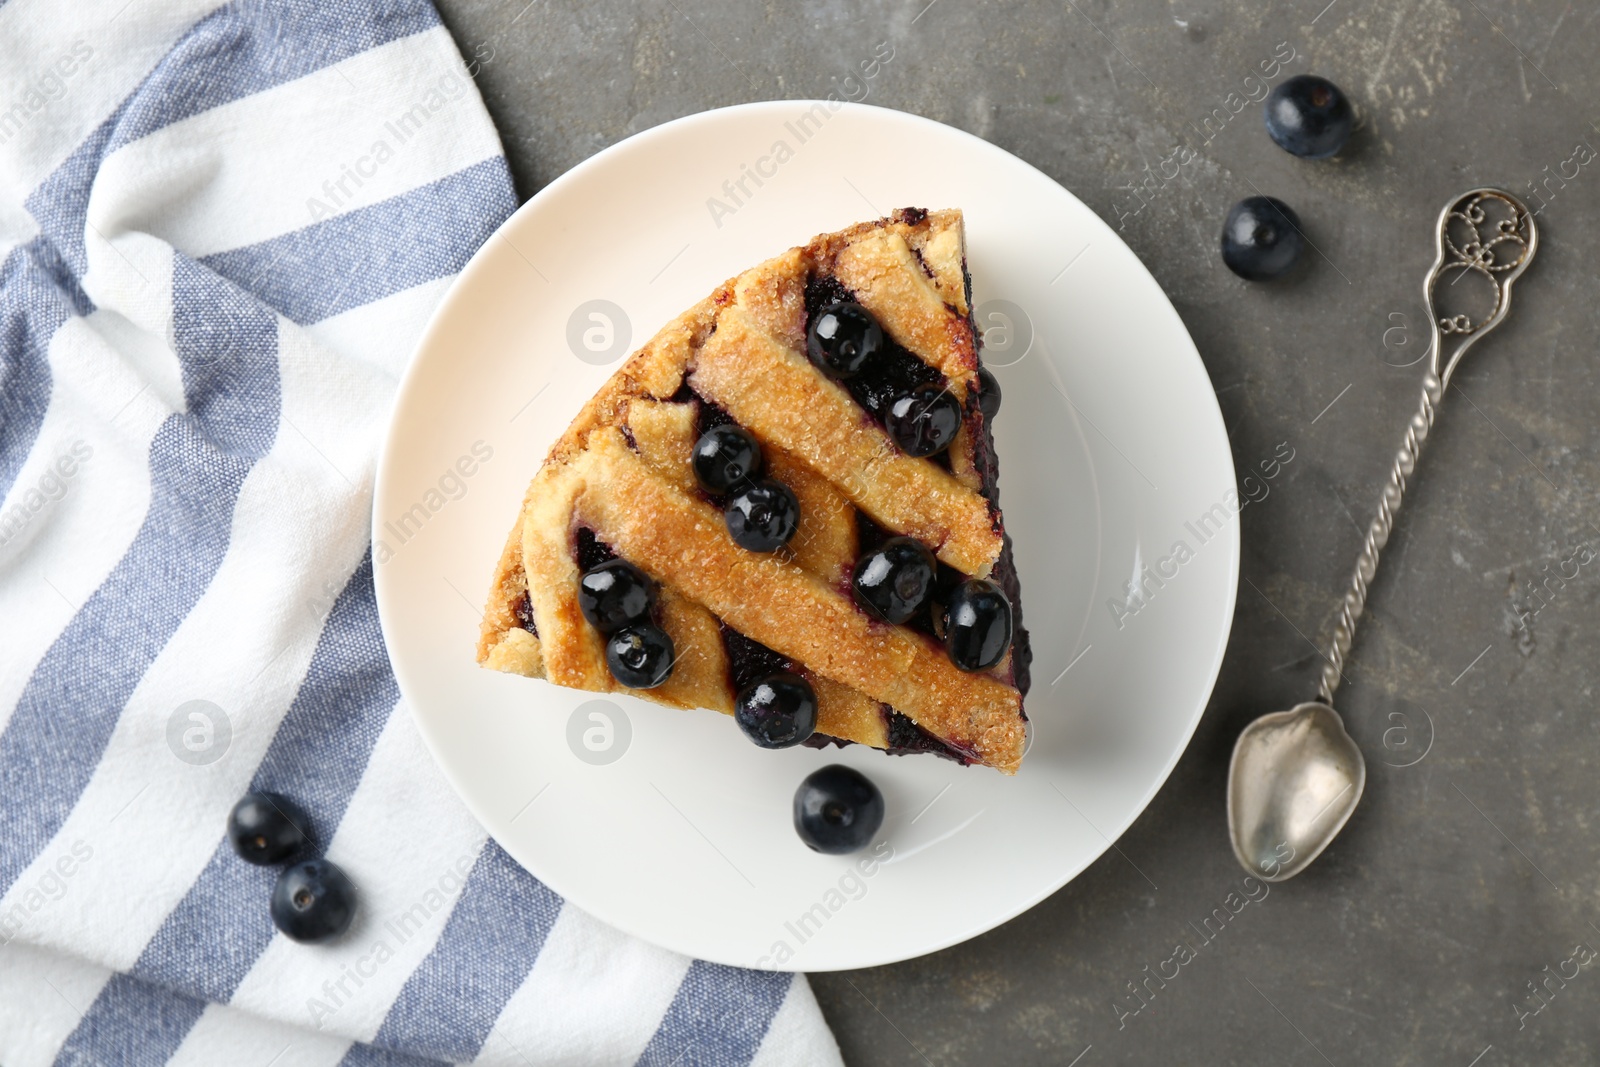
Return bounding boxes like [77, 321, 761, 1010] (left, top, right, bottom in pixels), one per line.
[976, 366, 1001, 420]
[944, 578, 1013, 671]
[606, 624, 676, 688]
[692, 424, 763, 493]
[724, 479, 800, 552]
[271, 859, 356, 944]
[807, 301, 883, 379]
[794, 765, 885, 854]
[227, 792, 310, 866]
[886, 384, 962, 458]
[735, 672, 818, 749]
[852, 536, 937, 624]
[577, 560, 656, 633]
[1221, 197, 1304, 281]
[1264, 74, 1353, 160]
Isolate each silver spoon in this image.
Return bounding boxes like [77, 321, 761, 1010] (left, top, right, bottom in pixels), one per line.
[1227, 188, 1539, 882]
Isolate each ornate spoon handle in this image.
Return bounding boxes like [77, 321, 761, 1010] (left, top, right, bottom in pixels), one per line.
[1317, 372, 1443, 703]
[1314, 188, 1537, 706]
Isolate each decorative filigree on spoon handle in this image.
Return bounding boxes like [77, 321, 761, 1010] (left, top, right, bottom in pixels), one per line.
[1316, 189, 1538, 704]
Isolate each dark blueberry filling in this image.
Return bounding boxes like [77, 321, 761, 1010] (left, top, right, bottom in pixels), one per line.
[692, 391, 737, 438]
[967, 368, 1032, 694]
[513, 591, 537, 636]
[721, 624, 793, 689]
[886, 709, 979, 765]
[895, 206, 929, 226]
[576, 527, 617, 571]
[804, 276, 947, 428]
[801, 707, 979, 766]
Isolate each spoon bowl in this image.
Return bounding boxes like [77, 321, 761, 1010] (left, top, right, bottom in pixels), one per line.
[1227, 702, 1365, 882]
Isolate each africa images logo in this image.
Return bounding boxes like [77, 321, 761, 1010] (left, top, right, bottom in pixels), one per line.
[165, 700, 232, 766]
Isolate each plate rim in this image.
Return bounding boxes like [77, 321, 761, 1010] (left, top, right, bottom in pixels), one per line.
[373, 98, 1240, 970]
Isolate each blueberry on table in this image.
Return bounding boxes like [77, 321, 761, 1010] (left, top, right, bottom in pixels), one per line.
[724, 479, 800, 552]
[227, 792, 310, 866]
[1264, 74, 1353, 160]
[944, 578, 1013, 671]
[794, 765, 885, 854]
[735, 672, 818, 749]
[578, 560, 656, 633]
[1221, 197, 1305, 281]
[606, 624, 676, 688]
[692, 424, 763, 493]
[886, 384, 962, 458]
[271, 859, 356, 944]
[852, 536, 937, 624]
[807, 301, 883, 379]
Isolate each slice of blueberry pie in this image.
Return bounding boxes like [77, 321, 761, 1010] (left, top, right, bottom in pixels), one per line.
[477, 209, 1033, 772]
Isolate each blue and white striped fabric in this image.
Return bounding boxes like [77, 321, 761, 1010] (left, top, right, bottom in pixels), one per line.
[0, 2, 844, 1064]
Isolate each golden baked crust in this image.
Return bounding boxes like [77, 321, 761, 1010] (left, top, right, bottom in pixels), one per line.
[478, 209, 1027, 772]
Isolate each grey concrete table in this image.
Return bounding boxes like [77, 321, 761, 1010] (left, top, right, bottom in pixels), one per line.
[432, 1, 1600, 1062]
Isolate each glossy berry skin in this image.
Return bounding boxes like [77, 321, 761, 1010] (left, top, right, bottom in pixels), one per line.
[271, 859, 356, 944]
[692, 425, 763, 493]
[724, 479, 800, 552]
[976, 366, 1001, 421]
[852, 537, 937, 624]
[886, 384, 962, 457]
[578, 560, 656, 633]
[807, 302, 883, 379]
[1264, 75, 1353, 160]
[606, 624, 675, 688]
[944, 578, 1013, 671]
[1221, 197, 1304, 281]
[794, 765, 885, 855]
[735, 672, 818, 749]
[227, 792, 310, 866]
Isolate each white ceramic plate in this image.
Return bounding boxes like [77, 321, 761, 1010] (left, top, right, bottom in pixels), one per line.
[374, 101, 1238, 971]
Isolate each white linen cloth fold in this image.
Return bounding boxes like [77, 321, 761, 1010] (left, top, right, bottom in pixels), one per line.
[0, 2, 844, 1064]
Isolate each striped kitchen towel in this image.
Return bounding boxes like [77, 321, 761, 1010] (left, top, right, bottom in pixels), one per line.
[0, 1, 844, 1064]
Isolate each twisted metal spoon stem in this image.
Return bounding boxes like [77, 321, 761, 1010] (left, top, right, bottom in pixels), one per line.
[1317, 372, 1443, 702]
[1316, 188, 1536, 704]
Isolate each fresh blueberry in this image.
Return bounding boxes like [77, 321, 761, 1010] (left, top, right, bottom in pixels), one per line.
[794, 765, 885, 854]
[1221, 197, 1304, 281]
[807, 301, 883, 379]
[578, 560, 656, 633]
[1264, 74, 1353, 160]
[886, 384, 962, 457]
[692, 424, 763, 493]
[606, 624, 675, 688]
[725, 479, 800, 552]
[976, 366, 1001, 421]
[271, 859, 356, 944]
[227, 792, 310, 866]
[735, 672, 818, 749]
[852, 537, 937, 624]
[944, 578, 1013, 671]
